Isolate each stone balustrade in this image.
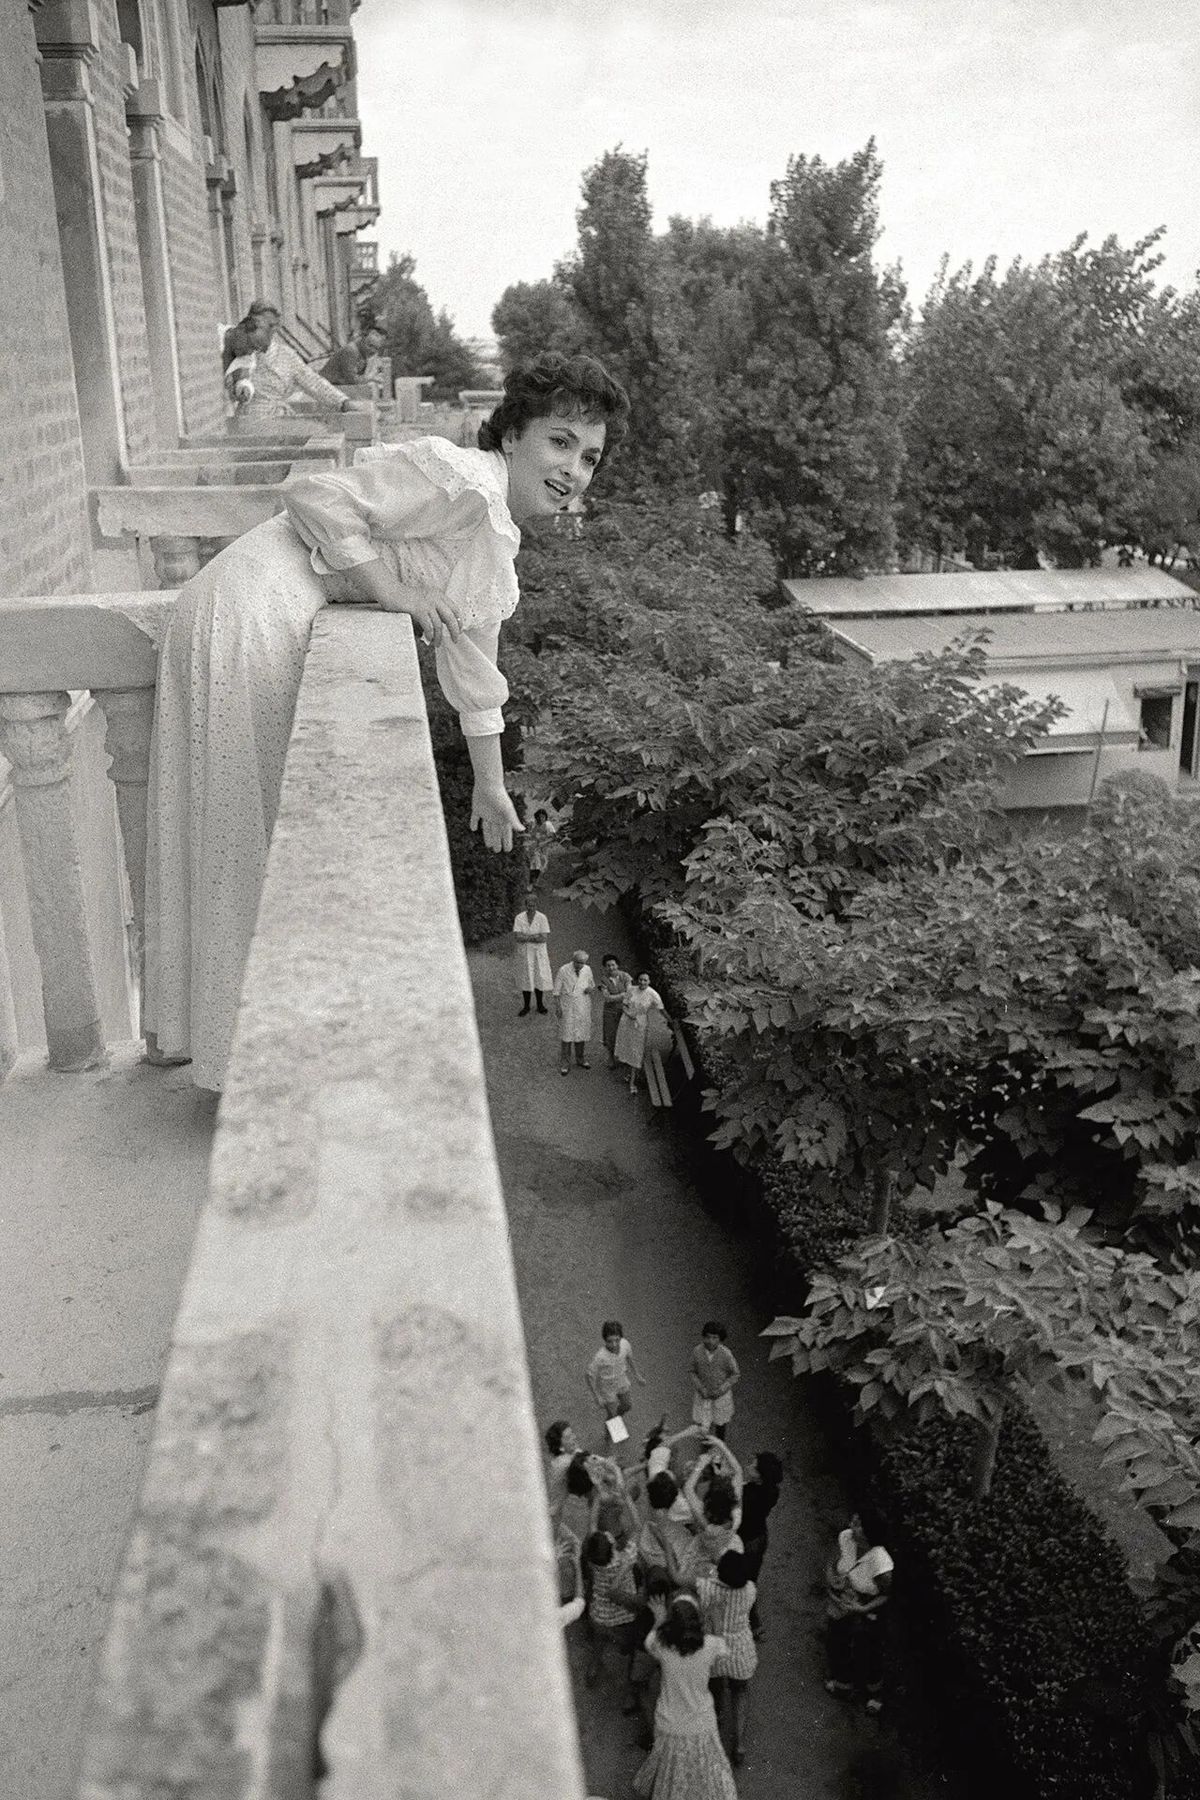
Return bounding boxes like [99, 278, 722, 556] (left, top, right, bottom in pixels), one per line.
[171, 435, 348, 464]
[93, 483, 297, 585]
[0, 590, 584, 1794]
[0, 591, 583, 1791]
[125, 459, 297, 487]
[0, 593, 173, 1071]
[284, 398, 377, 444]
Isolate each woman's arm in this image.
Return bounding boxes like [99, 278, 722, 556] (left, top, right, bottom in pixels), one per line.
[709, 1438, 745, 1496]
[682, 1455, 711, 1528]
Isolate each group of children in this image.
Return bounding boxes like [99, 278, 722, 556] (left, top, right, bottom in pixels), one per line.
[546, 1320, 785, 1797]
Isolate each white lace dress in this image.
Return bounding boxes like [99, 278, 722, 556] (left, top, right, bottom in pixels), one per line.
[143, 438, 521, 1091]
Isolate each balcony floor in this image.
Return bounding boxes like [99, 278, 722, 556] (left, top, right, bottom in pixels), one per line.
[0, 1046, 214, 1800]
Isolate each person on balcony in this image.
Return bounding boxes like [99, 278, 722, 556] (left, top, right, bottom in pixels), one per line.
[321, 322, 387, 395]
[143, 353, 629, 1090]
[222, 300, 365, 418]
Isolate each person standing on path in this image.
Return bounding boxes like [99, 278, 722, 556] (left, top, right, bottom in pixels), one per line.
[739, 1451, 783, 1637]
[614, 972, 667, 1096]
[824, 1509, 894, 1714]
[690, 1321, 740, 1441]
[633, 1594, 738, 1800]
[586, 1320, 646, 1435]
[697, 1551, 758, 1767]
[526, 806, 559, 878]
[554, 949, 596, 1074]
[596, 953, 632, 1070]
[513, 891, 552, 1015]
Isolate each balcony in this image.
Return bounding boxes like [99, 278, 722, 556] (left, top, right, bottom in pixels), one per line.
[289, 112, 361, 177]
[255, 0, 355, 120]
[351, 239, 378, 279]
[0, 594, 584, 1795]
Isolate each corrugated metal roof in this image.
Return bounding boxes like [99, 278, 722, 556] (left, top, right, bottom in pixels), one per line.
[783, 568, 1196, 616]
[830, 608, 1200, 666]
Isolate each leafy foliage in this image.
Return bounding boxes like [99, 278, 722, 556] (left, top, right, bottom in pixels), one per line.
[555, 148, 697, 492]
[899, 232, 1200, 568]
[372, 252, 481, 400]
[491, 279, 585, 373]
[718, 142, 905, 576]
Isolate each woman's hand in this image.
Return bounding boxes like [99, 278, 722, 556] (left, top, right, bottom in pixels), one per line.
[649, 1595, 668, 1627]
[470, 781, 523, 853]
[346, 557, 462, 644]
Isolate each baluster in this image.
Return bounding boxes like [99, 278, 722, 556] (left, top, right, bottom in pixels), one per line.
[0, 903, 18, 1081]
[151, 534, 202, 587]
[94, 689, 155, 1025]
[0, 693, 106, 1071]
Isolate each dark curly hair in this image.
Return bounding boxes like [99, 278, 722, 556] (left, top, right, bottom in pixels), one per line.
[658, 1594, 705, 1655]
[478, 352, 630, 454]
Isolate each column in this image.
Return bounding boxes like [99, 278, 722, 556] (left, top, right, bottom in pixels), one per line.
[126, 80, 187, 447]
[35, 0, 128, 483]
[94, 689, 154, 1023]
[0, 693, 105, 1072]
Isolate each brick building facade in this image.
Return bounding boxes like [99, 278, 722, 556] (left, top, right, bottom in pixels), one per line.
[1, 0, 381, 599]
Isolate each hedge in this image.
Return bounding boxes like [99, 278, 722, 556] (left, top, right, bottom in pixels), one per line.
[423, 673, 527, 945]
[622, 895, 1189, 1800]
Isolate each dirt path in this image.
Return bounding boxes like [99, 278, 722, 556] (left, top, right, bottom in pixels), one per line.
[469, 881, 956, 1800]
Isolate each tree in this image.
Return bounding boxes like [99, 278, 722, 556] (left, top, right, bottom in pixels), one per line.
[556, 148, 697, 490]
[719, 141, 905, 575]
[900, 232, 1200, 568]
[371, 252, 480, 400]
[491, 279, 583, 372]
[764, 1205, 1200, 1781]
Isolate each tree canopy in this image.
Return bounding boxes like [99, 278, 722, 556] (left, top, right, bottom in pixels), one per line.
[899, 232, 1200, 569]
[372, 252, 481, 400]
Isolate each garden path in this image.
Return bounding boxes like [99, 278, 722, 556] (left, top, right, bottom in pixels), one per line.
[469, 879, 960, 1800]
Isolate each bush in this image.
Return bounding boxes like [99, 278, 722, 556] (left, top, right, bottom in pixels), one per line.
[625, 891, 1178, 1800]
[874, 1408, 1158, 1800]
[424, 683, 527, 945]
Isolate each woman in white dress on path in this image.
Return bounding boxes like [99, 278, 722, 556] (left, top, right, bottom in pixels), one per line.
[143, 354, 629, 1089]
[613, 972, 668, 1096]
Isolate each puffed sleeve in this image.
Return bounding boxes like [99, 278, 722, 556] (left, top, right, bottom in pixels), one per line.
[284, 457, 490, 573]
[434, 623, 509, 738]
[284, 342, 354, 411]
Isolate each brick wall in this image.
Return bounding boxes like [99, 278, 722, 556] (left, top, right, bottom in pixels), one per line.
[161, 135, 224, 434]
[92, 5, 158, 462]
[0, 13, 91, 596]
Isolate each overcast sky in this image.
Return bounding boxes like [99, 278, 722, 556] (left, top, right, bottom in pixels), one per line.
[353, 0, 1199, 343]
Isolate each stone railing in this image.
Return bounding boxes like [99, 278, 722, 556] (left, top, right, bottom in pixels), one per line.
[93, 485, 294, 586]
[0, 595, 585, 1795]
[0, 593, 170, 1071]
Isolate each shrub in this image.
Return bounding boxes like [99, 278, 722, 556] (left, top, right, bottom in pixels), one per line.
[874, 1408, 1158, 1800]
[424, 684, 527, 945]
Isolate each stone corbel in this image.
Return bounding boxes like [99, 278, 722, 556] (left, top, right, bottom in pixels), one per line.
[33, 0, 101, 57]
[35, 0, 101, 100]
[126, 78, 165, 158]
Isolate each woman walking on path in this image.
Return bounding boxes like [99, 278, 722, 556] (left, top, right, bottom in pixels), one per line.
[142, 352, 628, 1090]
[697, 1551, 758, 1767]
[633, 1594, 738, 1800]
[596, 953, 632, 1069]
[614, 973, 668, 1096]
[513, 891, 552, 1015]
